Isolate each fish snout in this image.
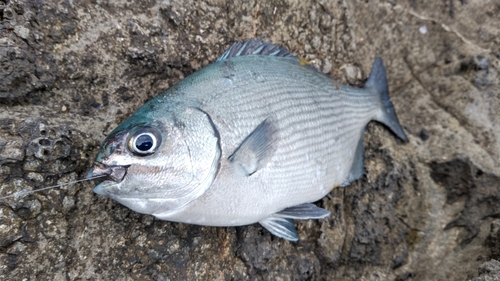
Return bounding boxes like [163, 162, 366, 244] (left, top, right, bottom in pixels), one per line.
[86, 163, 129, 183]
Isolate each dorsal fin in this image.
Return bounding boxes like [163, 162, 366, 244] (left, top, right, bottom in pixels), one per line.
[217, 38, 296, 62]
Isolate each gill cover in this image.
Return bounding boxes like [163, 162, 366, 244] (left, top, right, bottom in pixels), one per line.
[91, 106, 221, 215]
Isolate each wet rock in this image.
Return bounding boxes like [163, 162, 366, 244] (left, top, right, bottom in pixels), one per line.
[430, 158, 500, 245]
[0, 32, 56, 102]
[473, 55, 490, 70]
[486, 220, 500, 261]
[468, 260, 500, 281]
[0, 0, 499, 280]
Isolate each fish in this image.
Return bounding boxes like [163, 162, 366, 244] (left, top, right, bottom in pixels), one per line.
[86, 38, 408, 241]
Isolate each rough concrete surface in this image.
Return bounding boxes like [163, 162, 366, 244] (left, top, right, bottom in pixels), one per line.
[0, 0, 499, 280]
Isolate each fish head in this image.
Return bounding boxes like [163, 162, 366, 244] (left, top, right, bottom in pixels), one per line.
[87, 105, 221, 215]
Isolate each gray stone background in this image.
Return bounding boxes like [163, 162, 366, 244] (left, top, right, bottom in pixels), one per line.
[1, 0, 499, 280]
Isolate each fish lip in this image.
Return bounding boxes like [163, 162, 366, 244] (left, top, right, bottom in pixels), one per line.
[86, 162, 130, 183]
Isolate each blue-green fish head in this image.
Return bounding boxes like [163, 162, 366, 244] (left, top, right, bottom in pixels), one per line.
[87, 104, 221, 215]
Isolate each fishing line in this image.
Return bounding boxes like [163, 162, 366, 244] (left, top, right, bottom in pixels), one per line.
[0, 175, 106, 200]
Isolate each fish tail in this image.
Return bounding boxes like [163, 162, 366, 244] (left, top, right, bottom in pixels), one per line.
[364, 57, 408, 142]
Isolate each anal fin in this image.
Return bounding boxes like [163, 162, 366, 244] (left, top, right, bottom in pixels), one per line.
[259, 217, 298, 241]
[341, 132, 365, 187]
[274, 203, 330, 219]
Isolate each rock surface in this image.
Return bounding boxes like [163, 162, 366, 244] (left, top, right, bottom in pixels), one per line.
[0, 0, 499, 280]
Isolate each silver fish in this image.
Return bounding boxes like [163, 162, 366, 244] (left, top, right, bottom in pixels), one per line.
[87, 39, 407, 241]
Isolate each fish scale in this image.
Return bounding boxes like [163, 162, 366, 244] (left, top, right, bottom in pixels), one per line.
[88, 39, 407, 241]
[157, 56, 378, 216]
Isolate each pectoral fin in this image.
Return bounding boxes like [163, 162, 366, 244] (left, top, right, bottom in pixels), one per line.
[229, 118, 277, 176]
[274, 203, 330, 219]
[259, 217, 298, 241]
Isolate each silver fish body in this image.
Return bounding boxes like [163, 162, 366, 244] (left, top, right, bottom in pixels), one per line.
[88, 39, 407, 241]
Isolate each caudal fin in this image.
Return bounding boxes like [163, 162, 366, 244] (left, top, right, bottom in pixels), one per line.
[364, 57, 408, 142]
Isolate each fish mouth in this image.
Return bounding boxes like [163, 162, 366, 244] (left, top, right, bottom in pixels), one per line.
[86, 162, 129, 183]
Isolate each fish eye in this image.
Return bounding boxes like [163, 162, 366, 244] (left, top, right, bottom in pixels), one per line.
[127, 127, 162, 156]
